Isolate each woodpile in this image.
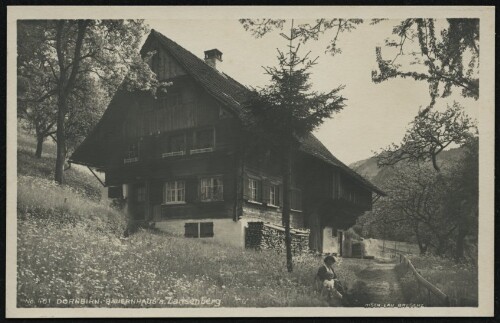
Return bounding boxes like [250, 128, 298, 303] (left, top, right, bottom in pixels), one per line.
[245, 221, 264, 249]
[245, 221, 310, 254]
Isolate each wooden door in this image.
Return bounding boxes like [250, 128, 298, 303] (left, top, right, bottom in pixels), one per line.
[129, 183, 147, 221]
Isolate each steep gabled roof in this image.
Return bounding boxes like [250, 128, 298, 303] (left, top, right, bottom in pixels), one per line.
[144, 30, 250, 119]
[298, 134, 385, 196]
[71, 29, 384, 196]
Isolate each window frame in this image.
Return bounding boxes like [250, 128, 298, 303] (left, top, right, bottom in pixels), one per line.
[191, 127, 216, 154]
[248, 178, 262, 203]
[124, 141, 140, 164]
[290, 188, 303, 212]
[161, 133, 187, 158]
[136, 185, 146, 203]
[269, 184, 281, 207]
[163, 180, 186, 205]
[199, 176, 224, 202]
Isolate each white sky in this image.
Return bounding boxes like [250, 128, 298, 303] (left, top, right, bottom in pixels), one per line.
[147, 19, 478, 164]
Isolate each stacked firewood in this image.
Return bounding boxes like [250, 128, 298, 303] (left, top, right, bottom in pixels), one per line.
[245, 221, 264, 249]
[245, 221, 309, 254]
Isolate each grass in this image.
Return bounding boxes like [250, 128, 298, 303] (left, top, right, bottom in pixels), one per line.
[395, 254, 478, 307]
[16, 129, 371, 307]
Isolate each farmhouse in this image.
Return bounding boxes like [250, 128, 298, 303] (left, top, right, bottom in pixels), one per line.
[70, 29, 385, 255]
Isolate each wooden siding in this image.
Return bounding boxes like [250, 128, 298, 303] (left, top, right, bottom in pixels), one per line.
[146, 39, 187, 80]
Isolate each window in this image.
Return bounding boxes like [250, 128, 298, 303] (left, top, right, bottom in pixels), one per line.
[184, 223, 198, 238]
[290, 188, 302, 211]
[200, 222, 214, 237]
[162, 133, 186, 157]
[184, 222, 214, 238]
[200, 177, 223, 201]
[137, 185, 146, 202]
[124, 142, 139, 163]
[163, 181, 185, 204]
[191, 128, 215, 154]
[269, 184, 281, 206]
[248, 178, 262, 202]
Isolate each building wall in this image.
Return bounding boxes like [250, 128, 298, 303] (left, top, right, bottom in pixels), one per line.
[240, 204, 305, 229]
[155, 218, 246, 248]
[322, 226, 339, 254]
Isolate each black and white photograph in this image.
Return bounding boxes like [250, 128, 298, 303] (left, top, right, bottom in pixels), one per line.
[6, 5, 495, 318]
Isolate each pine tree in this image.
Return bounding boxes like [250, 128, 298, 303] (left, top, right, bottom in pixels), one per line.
[245, 20, 346, 272]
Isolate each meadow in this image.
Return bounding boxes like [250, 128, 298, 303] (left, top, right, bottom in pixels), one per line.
[16, 131, 368, 307]
[395, 254, 478, 307]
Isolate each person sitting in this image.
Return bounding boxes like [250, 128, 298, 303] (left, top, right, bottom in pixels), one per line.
[317, 255, 343, 299]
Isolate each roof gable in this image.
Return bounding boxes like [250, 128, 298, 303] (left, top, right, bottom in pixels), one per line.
[71, 29, 384, 195]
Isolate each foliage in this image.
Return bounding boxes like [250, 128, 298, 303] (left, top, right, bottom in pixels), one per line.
[395, 254, 477, 306]
[16, 131, 371, 308]
[372, 19, 479, 107]
[18, 130, 103, 201]
[239, 18, 366, 56]
[363, 135, 478, 260]
[242, 20, 346, 272]
[377, 102, 476, 172]
[17, 19, 158, 184]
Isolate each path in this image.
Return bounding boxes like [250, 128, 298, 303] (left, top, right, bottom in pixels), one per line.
[346, 260, 405, 306]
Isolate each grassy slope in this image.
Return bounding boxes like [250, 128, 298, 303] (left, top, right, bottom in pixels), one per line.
[395, 255, 478, 307]
[17, 131, 369, 308]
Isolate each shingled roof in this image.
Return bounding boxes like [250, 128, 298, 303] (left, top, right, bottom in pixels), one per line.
[72, 29, 384, 196]
[145, 30, 250, 119]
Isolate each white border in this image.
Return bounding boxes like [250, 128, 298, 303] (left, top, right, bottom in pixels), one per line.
[6, 5, 495, 318]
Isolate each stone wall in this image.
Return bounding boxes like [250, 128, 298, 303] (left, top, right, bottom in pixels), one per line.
[245, 221, 310, 254]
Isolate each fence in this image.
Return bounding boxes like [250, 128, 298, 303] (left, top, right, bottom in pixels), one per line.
[398, 254, 450, 306]
[363, 238, 418, 259]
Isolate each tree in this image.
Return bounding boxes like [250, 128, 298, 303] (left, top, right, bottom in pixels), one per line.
[377, 102, 476, 172]
[442, 137, 478, 261]
[376, 163, 457, 255]
[17, 22, 58, 158]
[18, 20, 160, 184]
[240, 19, 366, 57]
[243, 20, 346, 272]
[372, 19, 479, 107]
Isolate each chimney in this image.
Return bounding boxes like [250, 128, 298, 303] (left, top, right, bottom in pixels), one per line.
[204, 49, 223, 70]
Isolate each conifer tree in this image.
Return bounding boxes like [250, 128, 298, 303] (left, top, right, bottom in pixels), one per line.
[245, 20, 345, 272]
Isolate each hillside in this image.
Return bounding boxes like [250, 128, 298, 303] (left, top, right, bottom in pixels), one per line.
[349, 146, 466, 185]
[16, 130, 373, 308]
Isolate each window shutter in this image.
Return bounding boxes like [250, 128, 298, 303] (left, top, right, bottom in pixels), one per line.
[262, 180, 270, 204]
[243, 175, 250, 200]
[200, 222, 214, 237]
[184, 223, 199, 238]
[185, 178, 197, 203]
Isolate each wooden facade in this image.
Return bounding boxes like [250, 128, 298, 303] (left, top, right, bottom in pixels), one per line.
[70, 30, 384, 253]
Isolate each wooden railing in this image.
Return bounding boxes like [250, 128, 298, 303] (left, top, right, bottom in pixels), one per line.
[398, 254, 450, 306]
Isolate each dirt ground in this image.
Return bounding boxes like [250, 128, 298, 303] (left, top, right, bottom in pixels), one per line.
[344, 259, 405, 307]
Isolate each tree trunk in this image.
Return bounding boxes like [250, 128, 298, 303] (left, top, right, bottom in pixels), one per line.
[54, 20, 88, 185]
[431, 154, 440, 172]
[54, 96, 67, 184]
[282, 143, 293, 273]
[35, 133, 44, 158]
[455, 201, 470, 261]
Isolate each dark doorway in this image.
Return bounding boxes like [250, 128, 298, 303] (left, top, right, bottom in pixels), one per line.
[338, 230, 344, 257]
[129, 183, 147, 221]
